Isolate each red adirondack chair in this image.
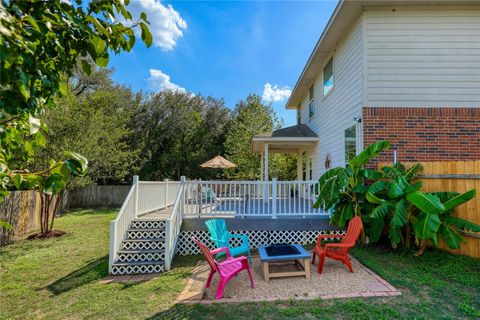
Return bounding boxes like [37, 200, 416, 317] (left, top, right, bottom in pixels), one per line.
[192, 236, 254, 299]
[311, 216, 363, 274]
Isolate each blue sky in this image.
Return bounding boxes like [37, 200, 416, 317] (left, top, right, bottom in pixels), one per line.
[110, 0, 338, 127]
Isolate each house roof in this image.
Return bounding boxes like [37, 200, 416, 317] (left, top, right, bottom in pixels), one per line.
[270, 124, 318, 138]
[285, 0, 480, 109]
[251, 124, 319, 154]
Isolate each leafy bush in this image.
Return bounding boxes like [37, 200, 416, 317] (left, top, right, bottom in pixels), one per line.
[315, 141, 480, 254]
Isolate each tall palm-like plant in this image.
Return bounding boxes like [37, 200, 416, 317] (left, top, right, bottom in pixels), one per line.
[366, 162, 423, 246]
[313, 140, 390, 241]
[407, 190, 479, 255]
[368, 162, 480, 254]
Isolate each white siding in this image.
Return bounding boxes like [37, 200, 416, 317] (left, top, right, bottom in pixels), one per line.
[365, 7, 480, 107]
[299, 17, 364, 178]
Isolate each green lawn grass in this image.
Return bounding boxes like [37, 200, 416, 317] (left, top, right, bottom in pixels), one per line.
[1, 208, 479, 319]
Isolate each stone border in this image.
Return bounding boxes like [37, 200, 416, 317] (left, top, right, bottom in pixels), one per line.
[176, 254, 402, 304]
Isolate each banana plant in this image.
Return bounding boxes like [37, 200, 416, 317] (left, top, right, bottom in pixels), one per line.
[407, 189, 479, 254]
[367, 161, 479, 253]
[366, 162, 423, 246]
[313, 140, 390, 241]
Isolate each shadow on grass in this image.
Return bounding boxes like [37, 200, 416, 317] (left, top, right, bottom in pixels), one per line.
[146, 303, 200, 320]
[46, 255, 109, 295]
[67, 207, 119, 216]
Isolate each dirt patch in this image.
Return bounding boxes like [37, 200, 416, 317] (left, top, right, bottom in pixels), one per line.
[27, 230, 66, 239]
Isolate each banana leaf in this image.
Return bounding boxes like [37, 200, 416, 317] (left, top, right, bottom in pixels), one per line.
[439, 224, 464, 249]
[407, 191, 445, 214]
[348, 140, 390, 168]
[391, 199, 408, 228]
[443, 189, 476, 213]
[413, 212, 441, 244]
[445, 216, 480, 232]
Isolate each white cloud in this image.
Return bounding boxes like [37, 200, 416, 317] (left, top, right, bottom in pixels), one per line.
[262, 83, 292, 103]
[147, 69, 185, 92]
[123, 0, 187, 50]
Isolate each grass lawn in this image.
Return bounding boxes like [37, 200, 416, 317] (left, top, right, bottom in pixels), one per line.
[0, 208, 479, 319]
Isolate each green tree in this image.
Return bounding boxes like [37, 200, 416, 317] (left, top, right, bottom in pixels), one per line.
[131, 90, 231, 180]
[0, 0, 151, 234]
[224, 94, 295, 180]
[33, 68, 141, 187]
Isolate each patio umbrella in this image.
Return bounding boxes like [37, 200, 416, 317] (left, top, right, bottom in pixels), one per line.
[200, 156, 237, 169]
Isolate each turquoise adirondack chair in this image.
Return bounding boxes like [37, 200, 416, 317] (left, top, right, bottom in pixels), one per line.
[205, 219, 251, 263]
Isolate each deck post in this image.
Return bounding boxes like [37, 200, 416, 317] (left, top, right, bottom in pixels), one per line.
[180, 176, 186, 217]
[133, 175, 139, 216]
[263, 144, 269, 203]
[108, 220, 115, 274]
[164, 179, 169, 208]
[271, 178, 277, 219]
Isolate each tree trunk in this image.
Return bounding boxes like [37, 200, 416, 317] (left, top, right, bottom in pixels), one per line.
[415, 240, 427, 256]
[405, 223, 411, 248]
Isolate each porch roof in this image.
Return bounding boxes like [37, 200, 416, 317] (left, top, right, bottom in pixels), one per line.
[251, 124, 319, 154]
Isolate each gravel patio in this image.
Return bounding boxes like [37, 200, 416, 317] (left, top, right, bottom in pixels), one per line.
[177, 253, 401, 303]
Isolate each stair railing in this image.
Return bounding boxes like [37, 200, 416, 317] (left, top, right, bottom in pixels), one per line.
[164, 176, 186, 271]
[109, 175, 139, 273]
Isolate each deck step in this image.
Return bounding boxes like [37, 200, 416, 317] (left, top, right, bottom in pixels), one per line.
[117, 249, 164, 254]
[130, 220, 165, 230]
[116, 250, 165, 263]
[121, 239, 165, 251]
[126, 229, 165, 240]
[111, 261, 165, 275]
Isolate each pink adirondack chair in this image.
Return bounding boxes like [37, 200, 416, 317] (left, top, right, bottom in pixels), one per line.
[192, 236, 254, 299]
[311, 216, 363, 274]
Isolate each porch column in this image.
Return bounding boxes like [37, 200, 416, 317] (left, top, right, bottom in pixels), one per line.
[260, 153, 264, 181]
[306, 154, 311, 180]
[264, 143, 269, 181]
[297, 149, 303, 180]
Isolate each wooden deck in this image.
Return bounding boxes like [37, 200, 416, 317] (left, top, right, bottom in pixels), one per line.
[137, 207, 173, 220]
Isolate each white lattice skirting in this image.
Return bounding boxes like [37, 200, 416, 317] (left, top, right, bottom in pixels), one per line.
[176, 230, 345, 256]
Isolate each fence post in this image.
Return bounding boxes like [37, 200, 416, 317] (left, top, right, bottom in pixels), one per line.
[164, 179, 169, 208]
[271, 178, 277, 219]
[133, 175, 139, 216]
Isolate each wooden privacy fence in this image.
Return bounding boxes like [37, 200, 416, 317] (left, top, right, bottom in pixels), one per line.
[64, 185, 130, 209]
[1, 186, 130, 245]
[0, 191, 41, 244]
[379, 161, 480, 258]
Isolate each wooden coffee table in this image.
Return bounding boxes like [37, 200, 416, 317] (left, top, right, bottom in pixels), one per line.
[258, 244, 311, 282]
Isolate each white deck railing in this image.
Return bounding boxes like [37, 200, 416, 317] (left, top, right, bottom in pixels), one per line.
[110, 177, 328, 273]
[164, 178, 185, 270]
[109, 180, 137, 273]
[137, 180, 181, 215]
[109, 177, 181, 273]
[183, 179, 327, 218]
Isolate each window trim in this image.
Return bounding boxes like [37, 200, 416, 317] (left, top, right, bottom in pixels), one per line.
[322, 55, 335, 98]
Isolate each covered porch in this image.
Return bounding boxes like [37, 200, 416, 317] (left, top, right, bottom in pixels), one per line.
[251, 124, 319, 181]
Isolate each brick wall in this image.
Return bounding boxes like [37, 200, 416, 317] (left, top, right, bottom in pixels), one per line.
[363, 107, 480, 163]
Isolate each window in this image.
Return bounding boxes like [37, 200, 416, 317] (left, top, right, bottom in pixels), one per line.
[308, 85, 314, 118]
[297, 105, 301, 124]
[323, 57, 334, 96]
[345, 125, 356, 165]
